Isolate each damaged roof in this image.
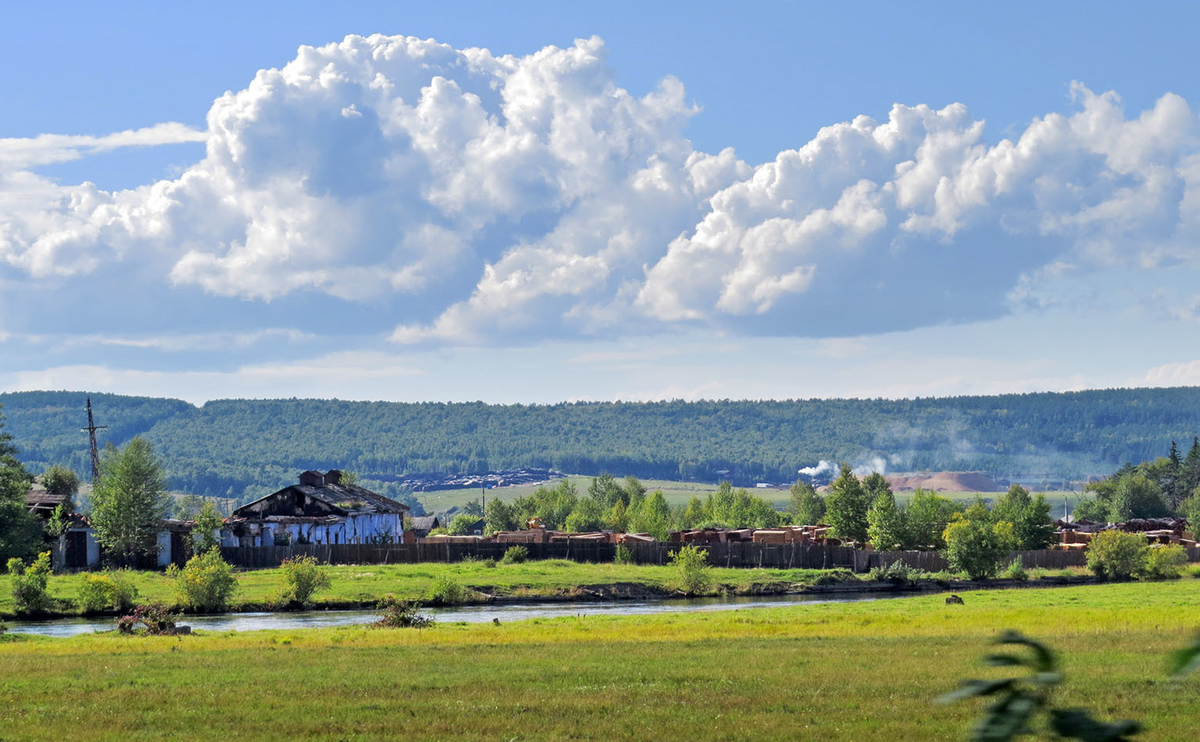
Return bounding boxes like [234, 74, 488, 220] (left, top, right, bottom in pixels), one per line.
[233, 471, 410, 520]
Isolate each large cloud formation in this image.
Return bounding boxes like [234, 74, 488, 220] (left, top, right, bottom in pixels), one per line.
[2, 34, 1198, 344]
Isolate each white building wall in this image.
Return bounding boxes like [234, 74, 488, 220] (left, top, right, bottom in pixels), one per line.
[156, 531, 171, 567]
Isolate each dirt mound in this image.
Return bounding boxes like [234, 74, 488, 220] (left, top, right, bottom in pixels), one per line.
[884, 471, 1003, 493]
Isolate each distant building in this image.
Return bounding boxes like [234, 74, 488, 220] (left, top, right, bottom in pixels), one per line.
[222, 470, 410, 547]
[408, 515, 441, 538]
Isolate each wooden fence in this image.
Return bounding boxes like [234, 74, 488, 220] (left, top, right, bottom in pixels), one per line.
[219, 541, 1195, 572]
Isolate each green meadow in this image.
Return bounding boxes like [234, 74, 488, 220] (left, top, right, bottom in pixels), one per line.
[0, 560, 838, 617]
[1, 580, 1197, 740]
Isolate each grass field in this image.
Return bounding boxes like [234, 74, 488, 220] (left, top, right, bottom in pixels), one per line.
[0, 560, 843, 617]
[1, 580, 1197, 740]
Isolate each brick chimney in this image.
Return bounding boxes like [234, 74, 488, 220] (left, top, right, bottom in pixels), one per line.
[324, 469, 342, 485]
[298, 470, 324, 486]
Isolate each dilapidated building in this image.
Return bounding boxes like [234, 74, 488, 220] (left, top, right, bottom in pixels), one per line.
[222, 470, 410, 547]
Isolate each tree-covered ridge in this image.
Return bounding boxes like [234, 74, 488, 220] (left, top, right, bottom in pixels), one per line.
[4, 387, 1200, 499]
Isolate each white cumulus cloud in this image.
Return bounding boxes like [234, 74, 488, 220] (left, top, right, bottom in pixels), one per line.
[4, 35, 1200, 346]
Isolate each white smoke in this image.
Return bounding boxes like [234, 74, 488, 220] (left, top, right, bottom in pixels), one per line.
[852, 457, 888, 477]
[798, 460, 836, 477]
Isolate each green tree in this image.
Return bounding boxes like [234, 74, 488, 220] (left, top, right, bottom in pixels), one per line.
[564, 496, 607, 532]
[0, 404, 39, 563]
[607, 499, 629, 533]
[447, 513, 480, 535]
[1180, 486, 1200, 531]
[994, 485, 1057, 550]
[1164, 440, 1185, 507]
[191, 500, 223, 554]
[41, 464, 79, 511]
[1185, 437, 1200, 496]
[862, 472, 892, 500]
[629, 490, 671, 540]
[588, 473, 626, 509]
[867, 491, 907, 551]
[943, 501, 1017, 579]
[905, 489, 963, 549]
[825, 464, 869, 543]
[788, 479, 825, 525]
[1110, 473, 1170, 521]
[1086, 530, 1146, 580]
[679, 496, 706, 529]
[484, 498, 517, 534]
[89, 437, 170, 567]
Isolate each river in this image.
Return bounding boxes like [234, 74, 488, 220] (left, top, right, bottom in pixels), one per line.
[5, 592, 899, 638]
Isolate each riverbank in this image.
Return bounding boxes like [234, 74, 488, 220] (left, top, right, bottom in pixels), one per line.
[1, 558, 1104, 620]
[3, 580, 1198, 740]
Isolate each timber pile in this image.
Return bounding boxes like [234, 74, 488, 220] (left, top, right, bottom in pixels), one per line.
[1053, 517, 1197, 550]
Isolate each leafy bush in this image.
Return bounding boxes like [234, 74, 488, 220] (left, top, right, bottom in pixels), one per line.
[813, 569, 858, 585]
[8, 552, 52, 614]
[425, 576, 470, 606]
[1086, 530, 1147, 580]
[77, 571, 139, 613]
[278, 555, 331, 606]
[117, 601, 177, 635]
[1187, 564, 1200, 579]
[1139, 544, 1188, 580]
[868, 560, 924, 585]
[942, 504, 1017, 580]
[613, 543, 634, 564]
[500, 545, 529, 565]
[374, 595, 434, 628]
[1002, 557, 1029, 582]
[167, 548, 237, 611]
[669, 544, 711, 595]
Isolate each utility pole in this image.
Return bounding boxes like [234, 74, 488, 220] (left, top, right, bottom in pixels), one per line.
[82, 397, 107, 483]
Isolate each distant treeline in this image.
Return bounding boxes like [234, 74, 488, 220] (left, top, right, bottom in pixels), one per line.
[4, 388, 1200, 500]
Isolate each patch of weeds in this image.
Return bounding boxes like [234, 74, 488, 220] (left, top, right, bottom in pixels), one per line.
[500, 546, 529, 564]
[813, 569, 858, 585]
[1001, 557, 1028, 582]
[425, 575, 474, 606]
[375, 595, 434, 628]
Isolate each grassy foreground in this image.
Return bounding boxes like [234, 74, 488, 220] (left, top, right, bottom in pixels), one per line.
[2, 581, 1198, 741]
[0, 560, 833, 617]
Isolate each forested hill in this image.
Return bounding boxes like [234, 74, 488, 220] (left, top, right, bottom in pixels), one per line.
[3, 388, 1200, 499]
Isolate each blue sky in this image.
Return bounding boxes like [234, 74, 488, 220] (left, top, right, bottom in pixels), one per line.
[3, 1, 1200, 404]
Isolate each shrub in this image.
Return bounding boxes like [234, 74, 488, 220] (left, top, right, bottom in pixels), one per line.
[425, 575, 470, 606]
[167, 548, 237, 611]
[374, 595, 434, 628]
[117, 601, 177, 635]
[942, 506, 1016, 580]
[1139, 544, 1188, 580]
[868, 560, 924, 585]
[669, 544, 711, 595]
[77, 571, 140, 613]
[613, 543, 634, 564]
[8, 552, 52, 615]
[500, 545, 529, 565]
[1187, 564, 1200, 579]
[1086, 530, 1147, 580]
[1002, 557, 1029, 582]
[278, 555, 331, 606]
[814, 569, 858, 585]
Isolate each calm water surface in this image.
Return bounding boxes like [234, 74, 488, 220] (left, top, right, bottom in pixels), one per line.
[6, 592, 902, 638]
